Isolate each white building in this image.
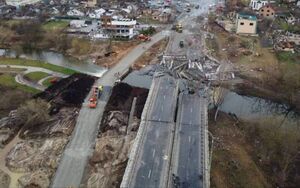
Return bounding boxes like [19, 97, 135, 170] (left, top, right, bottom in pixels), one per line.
[6, 0, 41, 6]
[101, 15, 137, 39]
[249, 0, 271, 10]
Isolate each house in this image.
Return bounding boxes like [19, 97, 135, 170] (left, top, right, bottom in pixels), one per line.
[236, 13, 258, 35]
[101, 15, 136, 39]
[249, 0, 269, 10]
[286, 14, 296, 24]
[87, 0, 97, 7]
[286, 32, 300, 45]
[258, 4, 276, 19]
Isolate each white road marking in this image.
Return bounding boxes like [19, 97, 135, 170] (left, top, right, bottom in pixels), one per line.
[148, 170, 152, 178]
[190, 108, 193, 113]
[189, 136, 191, 143]
[152, 149, 156, 157]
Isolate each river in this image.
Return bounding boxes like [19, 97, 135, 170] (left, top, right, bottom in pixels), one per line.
[0, 49, 107, 77]
[219, 91, 300, 127]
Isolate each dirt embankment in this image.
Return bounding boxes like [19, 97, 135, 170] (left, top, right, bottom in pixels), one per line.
[84, 83, 148, 188]
[133, 39, 168, 70]
[0, 86, 32, 119]
[0, 73, 97, 187]
[209, 110, 300, 188]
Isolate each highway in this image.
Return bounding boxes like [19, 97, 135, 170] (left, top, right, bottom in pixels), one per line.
[51, 31, 167, 188]
[170, 93, 208, 188]
[127, 75, 178, 188]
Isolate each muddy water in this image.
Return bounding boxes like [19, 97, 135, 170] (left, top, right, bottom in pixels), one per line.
[0, 49, 107, 77]
[219, 91, 300, 127]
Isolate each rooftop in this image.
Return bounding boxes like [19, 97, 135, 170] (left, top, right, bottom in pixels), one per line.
[237, 12, 257, 20]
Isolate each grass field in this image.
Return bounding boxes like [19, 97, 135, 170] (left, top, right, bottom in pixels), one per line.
[24, 71, 49, 82]
[0, 58, 77, 75]
[42, 20, 70, 31]
[0, 73, 39, 93]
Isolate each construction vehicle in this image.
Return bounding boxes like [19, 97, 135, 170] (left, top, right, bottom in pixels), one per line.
[138, 34, 151, 42]
[175, 23, 183, 33]
[89, 85, 103, 108]
[50, 77, 59, 84]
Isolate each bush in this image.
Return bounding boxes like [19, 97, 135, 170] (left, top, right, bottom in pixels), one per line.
[139, 26, 156, 36]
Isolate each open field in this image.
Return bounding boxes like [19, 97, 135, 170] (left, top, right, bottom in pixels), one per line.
[42, 20, 69, 31]
[0, 73, 39, 93]
[24, 71, 49, 82]
[133, 39, 168, 69]
[0, 58, 77, 75]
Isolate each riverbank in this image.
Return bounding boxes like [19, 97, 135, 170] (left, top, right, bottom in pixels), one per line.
[209, 110, 300, 188]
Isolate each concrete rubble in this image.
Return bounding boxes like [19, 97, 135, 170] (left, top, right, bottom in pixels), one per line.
[84, 83, 148, 188]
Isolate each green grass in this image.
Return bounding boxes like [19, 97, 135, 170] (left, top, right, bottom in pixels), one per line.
[24, 71, 49, 82]
[0, 58, 77, 75]
[137, 16, 161, 24]
[42, 20, 69, 31]
[276, 52, 300, 64]
[0, 73, 39, 93]
[42, 77, 53, 87]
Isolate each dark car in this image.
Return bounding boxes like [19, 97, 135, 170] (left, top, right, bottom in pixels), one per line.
[179, 41, 184, 48]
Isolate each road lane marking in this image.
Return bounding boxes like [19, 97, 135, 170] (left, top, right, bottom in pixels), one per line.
[148, 170, 152, 179]
[189, 136, 191, 143]
[191, 108, 193, 113]
[152, 149, 156, 157]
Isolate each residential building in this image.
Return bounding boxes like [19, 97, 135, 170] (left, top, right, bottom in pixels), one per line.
[87, 0, 97, 7]
[259, 4, 276, 19]
[286, 14, 296, 24]
[5, 0, 41, 6]
[249, 0, 269, 10]
[286, 32, 300, 45]
[101, 15, 136, 39]
[236, 13, 257, 35]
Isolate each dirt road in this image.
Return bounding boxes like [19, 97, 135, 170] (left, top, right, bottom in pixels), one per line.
[51, 31, 167, 188]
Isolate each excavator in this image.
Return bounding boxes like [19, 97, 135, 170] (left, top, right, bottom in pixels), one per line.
[89, 85, 103, 108]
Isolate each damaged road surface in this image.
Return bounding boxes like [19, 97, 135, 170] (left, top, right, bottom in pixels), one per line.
[51, 31, 166, 188]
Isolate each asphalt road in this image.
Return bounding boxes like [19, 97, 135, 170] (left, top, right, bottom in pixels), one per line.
[51, 31, 166, 188]
[170, 93, 207, 188]
[128, 76, 178, 188]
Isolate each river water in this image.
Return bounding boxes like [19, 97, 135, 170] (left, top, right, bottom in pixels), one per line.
[0, 49, 107, 77]
[219, 91, 300, 127]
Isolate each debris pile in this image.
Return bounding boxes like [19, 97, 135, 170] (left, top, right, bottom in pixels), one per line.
[84, 83, 148, 188]
[0, 170, 10, 188]
[20, 108, 78, 139]
[0, 110, 23, 147]
[18, 169, 50, 188]
[6, 138, 68, 173]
